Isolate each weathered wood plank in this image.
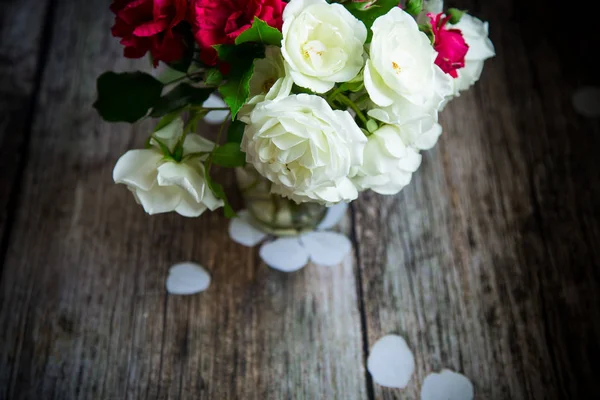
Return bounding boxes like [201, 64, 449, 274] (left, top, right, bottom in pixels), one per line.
[0, 1, 367, 399]
[0, 0, 52, 247]
[354, 1, 600, 399]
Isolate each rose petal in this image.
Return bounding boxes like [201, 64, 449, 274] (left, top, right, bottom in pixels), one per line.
[317, 202, 349, 230]
[367, 335, 415, 389]
[301, 232, 352, 267]
[174, 193, 209, 218]
[421, 370, 474, 400]
[113, 149, 162, 191]
[260, 238, 309, 272]
[154, 117, 184, 141]
[364, 60, 395, 108]
[156, 162, 207, 203]
[288, 69, 335, 94]
[183, 134, 215, 156]
[133, 185, 181, 215]
[203, 94, 230, 124]
[229, 210, 268, 247]
[166, 262, 211, 295]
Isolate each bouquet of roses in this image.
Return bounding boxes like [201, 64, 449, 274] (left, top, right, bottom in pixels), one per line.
[96, 0, 494, 219]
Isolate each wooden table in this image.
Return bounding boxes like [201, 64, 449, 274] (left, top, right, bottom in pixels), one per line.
[1, 0, 598, 399]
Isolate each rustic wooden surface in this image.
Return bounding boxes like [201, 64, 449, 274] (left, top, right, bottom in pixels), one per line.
[0, 0, 598, 399]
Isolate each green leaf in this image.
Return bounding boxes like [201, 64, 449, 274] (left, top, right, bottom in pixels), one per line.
[447, 8, 465, 25]
[156, 66, 187, 85]
[205, 68, 223, 86]
[292, 84, 315, 95]
[235, 17, 283, 46]
[94, 72, 163, 123]
[227, 120, 246, 143]
[218, 63, 254, 119]
[151, 83, 213, 117]
[404, 0, 423, 17]
[343, 0, 399, 42]
[212, 43, 263, 118]
[213, 44, 237, 63]
[213, 43, 265, 66]
[211, 142, 246, 168]
[204, 168, 236, 218]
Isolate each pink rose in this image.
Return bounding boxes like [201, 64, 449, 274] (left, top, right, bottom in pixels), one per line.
[111, 0, 188, 67]
[190, 0, 286, 66]
[429, 13, 469, 78]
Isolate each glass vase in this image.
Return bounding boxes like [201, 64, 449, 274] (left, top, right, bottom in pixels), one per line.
[235, 166, 328, 236]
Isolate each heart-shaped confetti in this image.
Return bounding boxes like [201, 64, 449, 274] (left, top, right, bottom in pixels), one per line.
[166, 262, 211, 295]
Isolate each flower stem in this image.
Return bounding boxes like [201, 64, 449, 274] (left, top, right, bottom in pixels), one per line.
[354, 92, 370, 105]
[334, 93, 369, 125]
[163, 70, 205, 86]
[215, 114, 230, 145]
[327, 87, 344, 104]
[206, 113, 231, 172]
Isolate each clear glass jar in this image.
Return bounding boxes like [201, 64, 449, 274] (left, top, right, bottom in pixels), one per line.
[235, 166, 327, 236]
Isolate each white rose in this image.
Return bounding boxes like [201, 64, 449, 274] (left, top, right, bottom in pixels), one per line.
[367, 94, 445, 151]
[248, 47, 290, 100]
[364, 7, 452, 107]
[239, 46, 293, 123]
[242, 93, 367, 204]
[450, 14, 495, 93]
[281, 0, 367, 93]
[350, 125, 422, 195]
[113, 118, 223, 217]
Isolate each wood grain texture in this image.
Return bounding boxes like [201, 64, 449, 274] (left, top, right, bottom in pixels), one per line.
[0, 0, 366, 399]
[354, 0, 600, 399]
[1, 0, 599, 399]
[0, 0, 52, 241]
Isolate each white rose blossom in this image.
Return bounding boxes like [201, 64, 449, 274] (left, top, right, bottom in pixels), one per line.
[365, 7, 452, 107]
[367, 93, 447, 151]
[281, 0, 367, 93]
[239, 46, 293, 123]
[242, 93, 367, 204]
[113, 118, 223, 217]
[450, 13, 496, 94]
[350, 124, 422, 195]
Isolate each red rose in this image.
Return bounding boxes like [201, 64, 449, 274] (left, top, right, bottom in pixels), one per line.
[190, 0, 286, 66]
[429, 13, 469, 78]
[111, 0, 188, 67]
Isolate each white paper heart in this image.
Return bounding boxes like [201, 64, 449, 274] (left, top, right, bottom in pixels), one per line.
[203, 94, 230, 124]
[317, 202, 349, 230]
[301, 231, 352, 267]
[421, 369, 474, 400]
[166, 262, 211, 295]
[260, 238, 309, 272]
[229, 210, 268, 247]
[367, 335, 415, 389]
